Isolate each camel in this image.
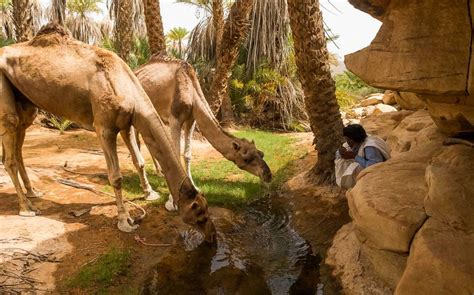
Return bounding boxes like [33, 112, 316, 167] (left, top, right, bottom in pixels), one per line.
[133, 55, 272, 202]
[0, 23, 216, 242]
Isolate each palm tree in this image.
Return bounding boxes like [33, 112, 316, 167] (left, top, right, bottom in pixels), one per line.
[167, 26, 188, 59]
[0, 0, 14, 40]
[65, 0, 102, 44]
[144, 0, 166, 55]
[212, 0, 224, 57]
[107, 0, 146, 62]
[207, 0, 254, 118]
[287, 0, 344, 184]
[12, 0, 42, 42]
[48, 0, 66, 25]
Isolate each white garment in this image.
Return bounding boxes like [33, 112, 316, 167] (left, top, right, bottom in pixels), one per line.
[335, 136, 390, 189]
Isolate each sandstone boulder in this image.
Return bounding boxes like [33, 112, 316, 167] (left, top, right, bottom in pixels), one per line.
[360, 110, 413, 140]
[395, 218, 474, 295]
[361, 243, 407, 289]
[348, 149, 429, 252]
[425, 145, 474, 232]
[427, 101, 474, 136]
[373, 103, 397, 114]
[382, 90, 397, 105]
[395, 92, 426, 111]
[348, 0, 390, 20]
[385, 110, 437, 155]
[360, 93, 384, 107]
[345, 0, 471, 95]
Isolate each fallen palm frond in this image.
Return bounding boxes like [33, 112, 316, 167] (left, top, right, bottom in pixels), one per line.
[0, 249, 59, 294]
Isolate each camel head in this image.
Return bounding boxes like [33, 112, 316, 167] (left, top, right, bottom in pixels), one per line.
[230, 138, 272, 183]
[178, 179, 216, 244]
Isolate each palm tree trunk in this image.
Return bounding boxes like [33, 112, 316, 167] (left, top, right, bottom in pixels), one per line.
[144, 0, 166, 55]
[115, 0, 134, 63]
[208, 0, 254, 120]
[12, 0, 34, 42]
[212, 0, 224, 58]
[51, 0, 66, 25]
[287, 0, 344, 184]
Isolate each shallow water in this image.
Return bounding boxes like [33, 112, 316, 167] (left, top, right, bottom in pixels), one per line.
[143, 194, 321, 294]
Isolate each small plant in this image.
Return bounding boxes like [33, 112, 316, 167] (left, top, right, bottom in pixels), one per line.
[47, 114, 73, 134]
[66, 247, 131, 291]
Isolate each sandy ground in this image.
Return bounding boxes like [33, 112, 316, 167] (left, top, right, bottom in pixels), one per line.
[0, 124, 240, 293]
[1, 124, 347, 294]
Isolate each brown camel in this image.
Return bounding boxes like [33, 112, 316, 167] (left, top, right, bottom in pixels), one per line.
[134, 56, 272, 200]
[0, 24, 215, 242]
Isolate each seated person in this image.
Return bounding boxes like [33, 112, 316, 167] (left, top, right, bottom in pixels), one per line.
[335, 124, 391, 189]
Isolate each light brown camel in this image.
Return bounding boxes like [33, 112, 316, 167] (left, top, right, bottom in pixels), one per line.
[133, 56, 272, 203]
[0, 24, 215, 242]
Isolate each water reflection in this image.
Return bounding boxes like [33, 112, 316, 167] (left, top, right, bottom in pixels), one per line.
[143, 195, 320, 294]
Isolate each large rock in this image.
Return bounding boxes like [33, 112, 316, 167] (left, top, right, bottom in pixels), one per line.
[348, 149, 429, 252]
[385, 110, 436, 154]
[382, 90, 397, 105]
[373, 103, 397, 114]
[360, 110, 413, 140]
[345, 0, 471, 95]
[360, 95, 383, 107]
[425, 145, 474, 232]
[361, 243, 407, 289]
[395, 92, 426, 111]
[348, 0, 390, 20]
[395, 218, 474, 295]
[427, 101, 474, 136]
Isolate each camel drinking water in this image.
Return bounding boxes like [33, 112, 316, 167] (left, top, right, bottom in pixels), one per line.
[0, 23, 215, 242]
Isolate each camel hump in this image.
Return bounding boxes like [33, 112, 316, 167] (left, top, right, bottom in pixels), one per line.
[29, 22, 72, 47]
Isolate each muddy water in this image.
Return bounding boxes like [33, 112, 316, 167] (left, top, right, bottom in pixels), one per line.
[142, 194, 323, 295]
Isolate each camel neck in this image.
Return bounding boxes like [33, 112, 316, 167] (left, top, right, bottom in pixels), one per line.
[192, 96, 236, 161]
[133, 101, 189, 198]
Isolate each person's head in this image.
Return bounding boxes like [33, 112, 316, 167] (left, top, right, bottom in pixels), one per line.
[343, 124, 367, 148]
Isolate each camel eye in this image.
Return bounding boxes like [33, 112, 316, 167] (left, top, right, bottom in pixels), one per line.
[244, 158, 252, 164]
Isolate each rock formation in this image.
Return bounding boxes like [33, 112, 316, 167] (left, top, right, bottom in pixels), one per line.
[346, 0, 474, 136]
[330, 1, 474, 292]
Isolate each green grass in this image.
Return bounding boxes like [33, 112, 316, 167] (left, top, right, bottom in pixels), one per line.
[66, 247, 132, 293]
[114, 129, 308, 208]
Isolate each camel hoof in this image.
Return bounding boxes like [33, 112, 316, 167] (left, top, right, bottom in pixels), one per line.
[165, 195, 178, 212]
[118, 220, 139, 232]
[144, 190, 161, 201]
[19, 210, 36, 217]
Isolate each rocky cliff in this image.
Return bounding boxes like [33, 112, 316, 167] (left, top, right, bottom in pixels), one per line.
[346, 0, 474, 136]
[329, 1, 474, 293]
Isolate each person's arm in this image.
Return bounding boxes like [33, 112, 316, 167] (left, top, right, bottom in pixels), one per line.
[355, 147, 385, 168]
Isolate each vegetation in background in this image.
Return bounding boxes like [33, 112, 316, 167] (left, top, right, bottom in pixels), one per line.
[45, 114, 73, 134]
[116, 129, 308, 209]
[66, 247, 131, 293]
[334, 70, 381, 110]
[166, 26, 189, 59]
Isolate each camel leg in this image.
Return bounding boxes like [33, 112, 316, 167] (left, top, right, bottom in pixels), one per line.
[97, 127, 137, 232]
[164, 118, 183, 212]
[135, 129, 163, 176]
[2, 132, 40, 216]
[16, 126, 43, 199]
[121, 127, 160, 201]
[183, 120, 196, 187]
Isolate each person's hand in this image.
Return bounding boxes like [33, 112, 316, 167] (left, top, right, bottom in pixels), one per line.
[339, 146, 356, 159]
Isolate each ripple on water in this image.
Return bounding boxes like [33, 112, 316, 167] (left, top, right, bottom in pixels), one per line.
[143, 195, 320, 295]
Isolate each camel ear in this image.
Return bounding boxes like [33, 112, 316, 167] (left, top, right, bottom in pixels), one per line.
[251, 139, 255, 145]
[232, 141, 240, 151]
